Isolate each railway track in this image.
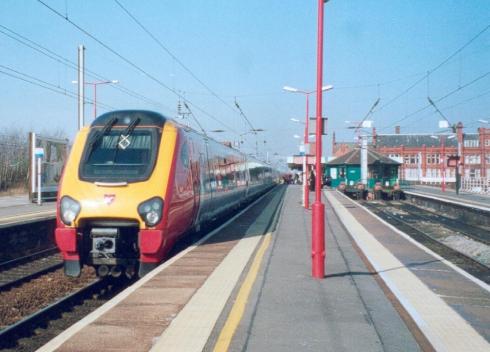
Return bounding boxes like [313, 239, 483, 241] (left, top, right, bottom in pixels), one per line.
[0, 272, 130, 351]
[392, 201, 489, 246]
[362, 200, 490, 284]
[0, 247, 62, 291]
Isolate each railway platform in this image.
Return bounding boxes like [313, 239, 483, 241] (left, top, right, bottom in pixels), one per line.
[36, 185, 489, 352]
[0, 194, 55, 228]
[405, 184, 489, 210]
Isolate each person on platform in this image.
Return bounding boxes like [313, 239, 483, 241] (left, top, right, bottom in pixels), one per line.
[308, 168, 315, 192]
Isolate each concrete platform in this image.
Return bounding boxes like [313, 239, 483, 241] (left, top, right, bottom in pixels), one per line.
[207, 186, 489, 351]
[37, 185, 489, 351]
[406, 184, 489, 210]
[207, 186, 421, 352]
[0, 194, 55, 228]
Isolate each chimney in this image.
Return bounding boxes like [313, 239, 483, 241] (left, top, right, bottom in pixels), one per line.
[372, 127, 377, 147]
[395, 126, 400, 134]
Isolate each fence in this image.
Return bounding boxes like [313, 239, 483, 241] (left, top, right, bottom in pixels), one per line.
[460, 177, 490, 195]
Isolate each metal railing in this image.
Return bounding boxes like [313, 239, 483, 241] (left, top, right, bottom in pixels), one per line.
[460, 177, 490, 195]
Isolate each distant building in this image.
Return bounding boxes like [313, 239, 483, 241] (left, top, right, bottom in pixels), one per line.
[325, 148, 400, 188]
[332, 123, 490, 193]
[332, 132, 356, 158]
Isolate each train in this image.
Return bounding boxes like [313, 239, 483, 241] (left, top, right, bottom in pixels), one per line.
[55, 110, 276, 278]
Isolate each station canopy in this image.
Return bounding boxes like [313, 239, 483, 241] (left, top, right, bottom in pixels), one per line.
[326, 148, 400, 166]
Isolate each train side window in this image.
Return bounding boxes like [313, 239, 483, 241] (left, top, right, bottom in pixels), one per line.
[180, 142, 189, 168]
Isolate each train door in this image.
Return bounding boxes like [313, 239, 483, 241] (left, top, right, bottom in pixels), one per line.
[188, 136, 201, 225]
[195, 137, 215, 224]
[244, 155, 250, 198]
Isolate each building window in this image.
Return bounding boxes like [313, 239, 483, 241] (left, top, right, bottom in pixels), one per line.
[464, 155, 481, 164]
[468, 168, 481, 178]
[389, 154, 402, 163]
[404, 154, 419, 164]
[464, 140, 479, 148]
[486, 139, 490, 147]
[427, 154, 440, 164]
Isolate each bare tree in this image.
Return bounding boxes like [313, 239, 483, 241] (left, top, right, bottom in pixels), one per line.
[0, 129, 29, 193]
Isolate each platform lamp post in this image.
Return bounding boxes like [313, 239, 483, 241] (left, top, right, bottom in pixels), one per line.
[311, 0, 331, 279]
[283, 85, 332, 209]
[72, 80, 118, 118]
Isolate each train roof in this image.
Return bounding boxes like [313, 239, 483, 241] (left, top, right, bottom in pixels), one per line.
[91, 110, 168, 128]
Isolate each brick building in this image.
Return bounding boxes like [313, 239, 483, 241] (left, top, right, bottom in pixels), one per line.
[332, 123, 490, 192]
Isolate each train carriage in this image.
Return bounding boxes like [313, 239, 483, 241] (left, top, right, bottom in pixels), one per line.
[55, 110, 275, 278]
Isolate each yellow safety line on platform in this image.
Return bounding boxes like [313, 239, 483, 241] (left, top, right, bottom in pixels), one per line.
[0, 210, 55, 222]
[213, 232, 272, 352]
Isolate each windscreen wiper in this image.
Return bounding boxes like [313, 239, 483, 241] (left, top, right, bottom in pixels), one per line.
[117, 117, 141, 150]
[88, 117, 118, 148]
[86, 117, 118, 160]
[109, 117, 142, 164]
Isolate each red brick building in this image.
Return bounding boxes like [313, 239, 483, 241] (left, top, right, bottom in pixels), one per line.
[332, 124, 490, 192]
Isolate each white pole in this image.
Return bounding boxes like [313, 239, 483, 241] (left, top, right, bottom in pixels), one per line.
[30, 132, 36, 196]
[303, 154, 306, 206]
[78, 45, 85, 130]
[37, 156, 42, 205]
[361, 135, 368, 185]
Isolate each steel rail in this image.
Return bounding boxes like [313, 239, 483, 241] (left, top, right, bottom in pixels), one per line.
[0, 278, 103, 347]
[362, 201, 489, 284]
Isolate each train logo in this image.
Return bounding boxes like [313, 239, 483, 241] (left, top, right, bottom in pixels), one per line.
[104, 194, 116, 205]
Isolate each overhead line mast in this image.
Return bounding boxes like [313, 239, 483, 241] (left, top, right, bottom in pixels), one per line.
[0, 24, 165, 110]
[36, 0, 240, 136]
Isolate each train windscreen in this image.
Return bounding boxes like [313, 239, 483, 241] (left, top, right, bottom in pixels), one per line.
[79, 128, 159, 183]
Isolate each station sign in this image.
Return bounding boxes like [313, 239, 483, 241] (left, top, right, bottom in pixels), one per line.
[34, 147, 44, 158]
[308, 117, 328, 135]
[447, 156, 459, 167]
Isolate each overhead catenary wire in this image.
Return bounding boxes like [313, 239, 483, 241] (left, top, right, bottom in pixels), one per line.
[182, 102, 207, 136]
[113, 0, 255, 132]
[36, 0, 240, 136]
[375, 22, 490, 112]
[387, 86, 490, 135]
[234, 98, 256, 133]
[0, 65, 115, 110]
[0, 24, 166, 110]
[379, 69, 490, 132]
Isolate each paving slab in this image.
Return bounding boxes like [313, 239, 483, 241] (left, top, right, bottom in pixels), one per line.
[216, 185, 420, 352]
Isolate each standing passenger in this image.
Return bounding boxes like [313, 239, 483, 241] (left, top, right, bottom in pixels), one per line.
[309, 169, 316, 192]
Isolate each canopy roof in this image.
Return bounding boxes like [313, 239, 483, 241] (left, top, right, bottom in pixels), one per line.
[327, 148, 400, 166]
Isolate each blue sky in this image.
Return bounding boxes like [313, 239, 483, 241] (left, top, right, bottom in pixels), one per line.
[1, 0, 489, 163]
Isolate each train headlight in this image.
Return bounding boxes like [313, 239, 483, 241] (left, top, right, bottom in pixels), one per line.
[137, 197, 163, 227]
[60, 196, 81, 226]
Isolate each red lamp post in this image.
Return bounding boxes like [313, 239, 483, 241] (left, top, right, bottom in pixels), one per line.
[74, 79, 118, 118]
[312, 0, 327, 279]
[284, 87, 313, 209]
[284, 85, 333, 210]
[87, 80, 118, 118]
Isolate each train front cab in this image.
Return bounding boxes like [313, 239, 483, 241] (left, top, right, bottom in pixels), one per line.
[55, 111, 197, 278]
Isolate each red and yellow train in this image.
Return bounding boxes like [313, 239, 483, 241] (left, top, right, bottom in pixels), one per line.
[55, 110, 275, 278]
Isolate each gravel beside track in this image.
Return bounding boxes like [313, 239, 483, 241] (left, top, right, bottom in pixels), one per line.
[362, 200, 490, 284]
[0, 251, 62, 291]
[0, 267, 96, 329]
